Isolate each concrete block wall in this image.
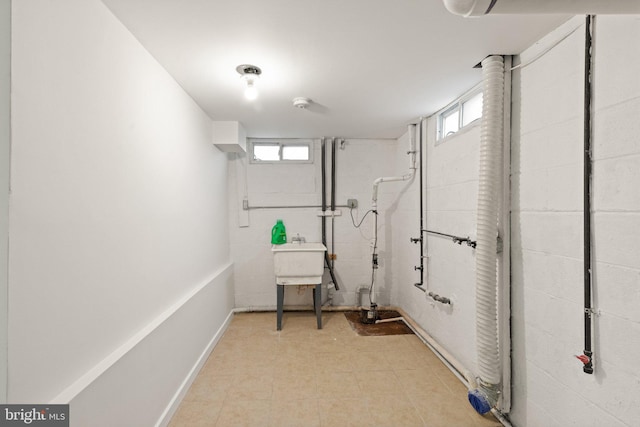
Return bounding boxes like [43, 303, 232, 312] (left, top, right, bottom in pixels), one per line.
[392, 116, 483, 376]
[388, 127, 421, 307]
[390, 15, 640, 427]
[510, 16, 640, 427]
[229, 138, 399, 309]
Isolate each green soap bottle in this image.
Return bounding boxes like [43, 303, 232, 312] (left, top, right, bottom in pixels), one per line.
[271, 219, 287, 244]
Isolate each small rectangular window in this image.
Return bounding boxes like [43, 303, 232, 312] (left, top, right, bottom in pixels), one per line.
[442, 108, 460, 138]
[437, 85, 483, 141]
[250, 139, 313, 163]
[253, 144, 280, 161]
[282, 145, 309, 161]
[462, 92, 483, 127]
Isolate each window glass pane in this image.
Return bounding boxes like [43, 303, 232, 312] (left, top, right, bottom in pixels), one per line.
[253, 144, 280, 161]
[462, 92, 483, 126]
[442, 110, 459, 137]
[282, 145, 309, 161]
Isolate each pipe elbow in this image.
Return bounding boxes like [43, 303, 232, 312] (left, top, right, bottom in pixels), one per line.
[371, 183, 381, 204]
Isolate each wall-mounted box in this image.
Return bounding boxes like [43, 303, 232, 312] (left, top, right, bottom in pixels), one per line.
[213, 121, 246, 153]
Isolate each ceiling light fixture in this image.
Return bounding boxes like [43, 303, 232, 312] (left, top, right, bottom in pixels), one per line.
[236, 64, 262, 101]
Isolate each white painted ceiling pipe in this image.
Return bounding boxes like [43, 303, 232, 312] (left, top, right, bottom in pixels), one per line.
[443, 0, 640, 17]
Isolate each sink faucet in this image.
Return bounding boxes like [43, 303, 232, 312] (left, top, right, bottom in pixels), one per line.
[291, 234, 306, 243]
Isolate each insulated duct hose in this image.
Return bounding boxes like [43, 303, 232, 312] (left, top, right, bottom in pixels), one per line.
[469, 55, 504, 414]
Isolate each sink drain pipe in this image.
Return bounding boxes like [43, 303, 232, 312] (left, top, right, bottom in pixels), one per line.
[468, 55, 505, 415]
[365, 124, 417, 322]
[321, 138, 339, 291]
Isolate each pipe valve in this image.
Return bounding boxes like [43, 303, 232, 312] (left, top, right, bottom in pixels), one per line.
[410, 237, 421, 244]
[575, 354, 590, 365]
[576, 352, 593, 374]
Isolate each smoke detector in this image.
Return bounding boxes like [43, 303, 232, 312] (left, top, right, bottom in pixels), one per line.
[292, 97, 311, 109]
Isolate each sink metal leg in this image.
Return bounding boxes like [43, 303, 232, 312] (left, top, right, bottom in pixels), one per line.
[314, 283, 322, 329]
[277, 284, 284, 331]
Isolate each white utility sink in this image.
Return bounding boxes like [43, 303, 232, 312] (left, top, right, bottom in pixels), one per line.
[272, 242, 326, 285]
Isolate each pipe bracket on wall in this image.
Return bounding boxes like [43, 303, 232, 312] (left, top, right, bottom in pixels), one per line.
[316, 210, 342, 217]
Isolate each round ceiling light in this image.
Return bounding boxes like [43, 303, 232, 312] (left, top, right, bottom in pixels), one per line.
[236, 64, 262, 100]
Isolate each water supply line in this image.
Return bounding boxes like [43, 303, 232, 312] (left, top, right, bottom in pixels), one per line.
[421, 230, 477, 249]
[411, 119, 454, 306]
[414, 118, 426, 289]
[364, 124, 417, 323]
[468, 55, 505, 415]
[413, 284, 452, 305]
[331, 138, 338, 271]
[581, 15, 595, 375]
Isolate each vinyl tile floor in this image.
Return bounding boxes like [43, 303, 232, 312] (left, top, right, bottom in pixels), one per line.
[169, 311, 502, 427]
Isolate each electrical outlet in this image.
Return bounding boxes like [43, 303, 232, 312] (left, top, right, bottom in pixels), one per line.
[347, 198, 358, 209]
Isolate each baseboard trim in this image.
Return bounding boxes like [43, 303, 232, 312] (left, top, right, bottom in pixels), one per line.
[51, 263, 233, 404]
[155, 309, 234, 427]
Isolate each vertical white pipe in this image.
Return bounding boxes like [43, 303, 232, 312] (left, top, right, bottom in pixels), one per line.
[369, 124, 417, 307]
[475, 55, 504, 387]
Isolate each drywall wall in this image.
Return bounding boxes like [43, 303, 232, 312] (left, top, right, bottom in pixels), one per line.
[510, 15, 640, 427]
[0, 0, 9, 404]
[10, 0, 232, 423]
[68, 265, 234, 427]
[228, 138, 399, 309]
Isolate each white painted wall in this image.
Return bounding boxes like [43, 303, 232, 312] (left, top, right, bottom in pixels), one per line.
[510, 15, 640, 427]
[10, 0, 233, 423]
[229, 138, 400, 309]
[392, 116, 483, 375]
[0, 0, 10, 404]
[393, 15, 640, 427]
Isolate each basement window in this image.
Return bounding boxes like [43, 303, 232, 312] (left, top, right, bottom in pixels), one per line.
[437, 87, 483, 141]
[250, 139, 313, 163]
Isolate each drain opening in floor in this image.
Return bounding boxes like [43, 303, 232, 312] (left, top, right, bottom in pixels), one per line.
[344, 310, 414, 336]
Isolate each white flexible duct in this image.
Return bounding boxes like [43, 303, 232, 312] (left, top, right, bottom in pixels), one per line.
[369, 124, 417, 306]
[470, 55, 504, 413]
[443, 0, 640, 16]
